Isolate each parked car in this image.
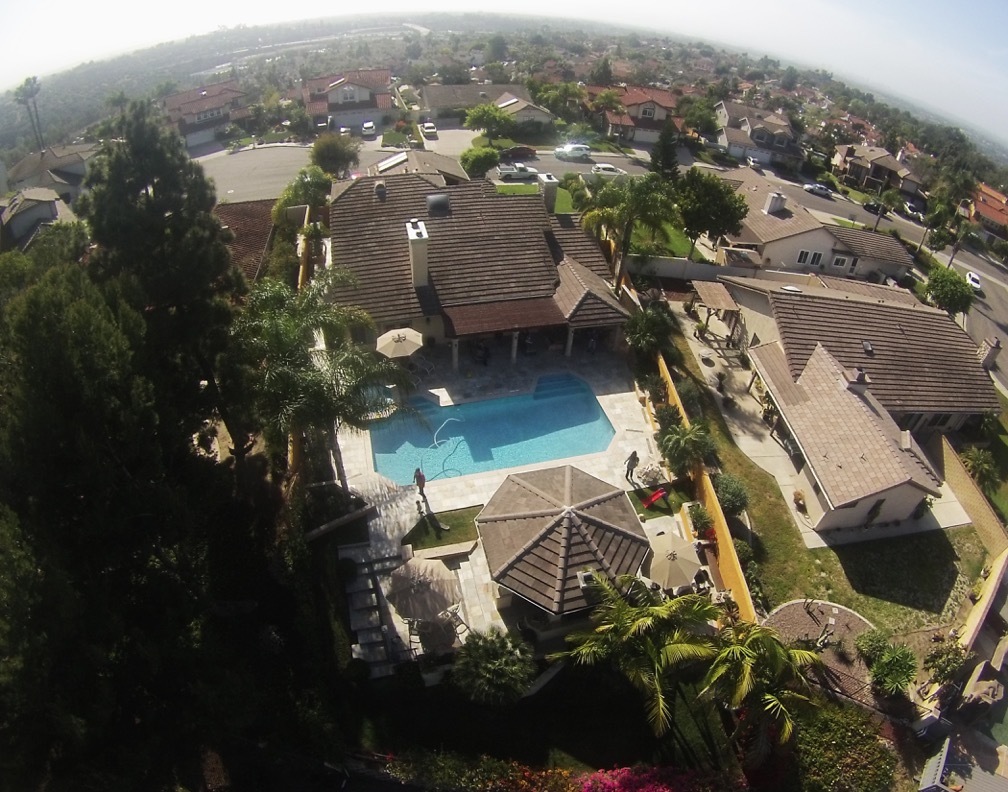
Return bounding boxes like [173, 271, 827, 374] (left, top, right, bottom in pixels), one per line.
[904, 202, 925, 223]
[863, 200, 888, 216]
[803, 182, 832, 198]
[496, 162, 539, 181]
[966, 271, 982, 292]
[555, 143, 591, 160]
[338, 126, 351, 136]
[361, 120, 376, 137]
[499, 145, 537, 162]
[746, 156, 762, 170]
[420, 122, 437, 137]
[590, 163, 627, 180]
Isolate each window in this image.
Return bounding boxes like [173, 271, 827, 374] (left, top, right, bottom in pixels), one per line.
[848, 257, 859, 275]
[775, 134, 787, 147]
[810, 252, 823, 268]
[341, 86, 356, 103]
[797, 250, 810, 264]
[196, 107, 222, 122]
[641, 105, 655, 118]
[832, 256, 848, 268]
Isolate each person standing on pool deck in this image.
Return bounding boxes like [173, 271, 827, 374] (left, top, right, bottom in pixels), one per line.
[625, 451, 639, 482]
[413, 467, 426, 497]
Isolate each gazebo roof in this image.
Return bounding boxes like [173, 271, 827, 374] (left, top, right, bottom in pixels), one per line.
[476, 466, 649, 615]
[692, 280, 738, 312]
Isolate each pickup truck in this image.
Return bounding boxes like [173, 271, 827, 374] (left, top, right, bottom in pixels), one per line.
[496, 162, 539, 181]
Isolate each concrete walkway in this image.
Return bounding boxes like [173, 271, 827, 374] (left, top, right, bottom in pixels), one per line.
[668, 300, 970, 549]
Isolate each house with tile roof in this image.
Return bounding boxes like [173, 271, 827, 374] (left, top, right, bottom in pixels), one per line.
[162, 80, 249, 149]
[720, 274, 1000, 435]
[961, 183, 1008, 244]
[326, 173, 628, 369]
[367, 150, 470, 184]
[750, 341, 943, 532]
[419, 83, 531, 118]
[301, 69, 393, 131]
[495, 92, 555, 128]
[213, 199, 276, 284]
[0, 187, 78, 253]
[714, 100, 803, 170]
[6, 143, 100, 204]
[583, 85, 679, 144]
[718, 168, 913, 280]
[832, 144, 921, 197]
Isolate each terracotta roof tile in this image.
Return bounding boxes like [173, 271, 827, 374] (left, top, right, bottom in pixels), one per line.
[554, 259, 629, 327]
[214, 199, 275, 283]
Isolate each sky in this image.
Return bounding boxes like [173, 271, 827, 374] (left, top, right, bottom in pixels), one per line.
[4, 0, 1008, 147]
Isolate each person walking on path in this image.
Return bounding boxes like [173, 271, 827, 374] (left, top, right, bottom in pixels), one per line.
[624, 451, 639, 482]
[413, 467, 426, 497]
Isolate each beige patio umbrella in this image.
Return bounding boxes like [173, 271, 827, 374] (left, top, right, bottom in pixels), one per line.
[647, 529, 702, 591]
[386, 558, 462, 622]
[376, 328, 424, 359]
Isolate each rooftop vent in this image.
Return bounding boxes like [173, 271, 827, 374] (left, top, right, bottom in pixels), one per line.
[479, 91, 487, 98]
[862, 340, 874, 355]
[781, 285, 801, 293]
[374, 180, 387, 200]
[426, 193, 451, 217]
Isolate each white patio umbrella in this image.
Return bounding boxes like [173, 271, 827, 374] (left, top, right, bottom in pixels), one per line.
[647, 529, 703, 591]
[376, 328, 424, 359]
[386, 558, 462, 622]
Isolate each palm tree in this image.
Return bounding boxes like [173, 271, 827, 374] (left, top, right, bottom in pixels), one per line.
[14, 76, 44, 151]
[559, 575, 719, 738]
[582, 174, 678, 284]
[871, 188, 903, 232]
[451, 628, 536, 707]
[233, 268, 411, 489]
[961, 446, 998, 492]
[700, 619, 821, 767]
[659, 421, 715, 478]
[592, 88, 626, 116]
[946, 221, 980, 269]
[623, 303, 676, 360]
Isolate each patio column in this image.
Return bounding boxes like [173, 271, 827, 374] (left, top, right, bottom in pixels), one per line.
[451, 338, 459, 371]
[565, 327, 574, 357]
[511, 331, 519, 364]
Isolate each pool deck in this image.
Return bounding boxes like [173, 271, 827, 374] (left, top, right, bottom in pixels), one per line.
[337, 342, 660, 674]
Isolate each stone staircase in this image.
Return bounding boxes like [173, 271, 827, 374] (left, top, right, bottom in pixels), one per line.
[343, 551, 404, 678]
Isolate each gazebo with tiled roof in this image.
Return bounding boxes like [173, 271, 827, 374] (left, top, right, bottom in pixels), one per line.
[476, 465, 650, 616]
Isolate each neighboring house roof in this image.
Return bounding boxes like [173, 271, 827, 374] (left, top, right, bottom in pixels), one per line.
[825, 225, 914, 269]
[751, 342, 941, 508]
[970, 183, 1008, 230]
[835, 144, 917, 181]
[7, 143, 100, 187]
[1, 187, 61, 223]
[495, 92, 554, 120]
[725, 280, 999, 415]
[327, 174, 617, 334]
[163, 80, 245, 122]
[477, 465, 650, 615]
[303, 69, 391, 99]
[554, 258, 629, 327]
[367, 150, 470, 183]
[0, 187, 77, 252]
[814, 274, 920, 305]
[420, 83, 531, 110]
[721, 169, 824, 246]
[583, 84, 678, 111]
[213, 199, 275, 283]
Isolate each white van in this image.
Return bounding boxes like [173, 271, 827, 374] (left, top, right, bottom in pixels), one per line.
[555, 143, 591, 160]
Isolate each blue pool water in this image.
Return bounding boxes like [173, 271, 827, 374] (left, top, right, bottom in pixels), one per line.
[370, 374, 615, 485]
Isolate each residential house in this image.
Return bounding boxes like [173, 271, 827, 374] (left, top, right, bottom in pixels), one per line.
[213, 199, 276, 284]
[714, 100, 803, 169]
[162, 80, 248, 149]
[0, 187, 77, 252]
[419, 83, 531, 119]
[495, 92, 555, 129]
[961, 183, 1008, 244]
[832, 144, 921, 197]
[367, 150, 470, 185]
[583, 84, 679, 144]
[301, 69, 393, 131]
[720, 274, 1000, 435]
[919, 737, 1008, 792]
[6, 143, 100, 204]
[326, 173, 627, 369]
[718, 169, 913, 280]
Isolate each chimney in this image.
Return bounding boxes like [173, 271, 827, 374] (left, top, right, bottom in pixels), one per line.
[899, 430, 912, 451]
[978, 336, 1002, 371]
[763, 192, 786, 215]
[374, 180, 387, 201]
[406, 218, 429, 287]
[842, 366, 871, 395]
[538, 172, 559, 214]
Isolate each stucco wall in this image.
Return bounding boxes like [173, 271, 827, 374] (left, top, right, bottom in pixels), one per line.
[814, 482, 930, 532]
[760, 227, 838, 270]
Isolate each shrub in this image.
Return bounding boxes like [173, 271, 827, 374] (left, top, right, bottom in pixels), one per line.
[855, 628, 890, 667]
[654, 403, 683, 433]
[451, 628, 536, 707]
[459, 146, 500, 177]
[870, 643, 916, 696]
[714, 472, 749, 517]
[675, 378, 703, 419]
[732, 538, 753, 570]
[924, 642, 973, 685]
[688, 503, 713, 535]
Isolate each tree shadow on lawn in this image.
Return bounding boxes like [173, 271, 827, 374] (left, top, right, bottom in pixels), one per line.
[358, 664, 657, 770]
[828, 530, 967, 618]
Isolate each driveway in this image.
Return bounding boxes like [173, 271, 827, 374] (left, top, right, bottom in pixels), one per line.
[199, 145, 311, 202]
[421, 128, 479, 157]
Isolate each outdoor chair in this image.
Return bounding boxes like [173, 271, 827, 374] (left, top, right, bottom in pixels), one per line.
[408, 355, 434, 376]
[441, 604, 469, 637]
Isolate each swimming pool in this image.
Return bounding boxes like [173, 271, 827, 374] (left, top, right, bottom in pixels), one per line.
[370, 374, 615, 485]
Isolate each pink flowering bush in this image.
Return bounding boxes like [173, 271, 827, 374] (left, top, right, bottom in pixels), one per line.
[578, 766, 748, 792]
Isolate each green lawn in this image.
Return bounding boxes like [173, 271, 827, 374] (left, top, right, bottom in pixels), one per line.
[670, 329, 986, 633]
[627, 482, 692, 519]
[495, 184, 574, 213]
[401, 506, 481, 551]
[631, 222, 708, 262]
